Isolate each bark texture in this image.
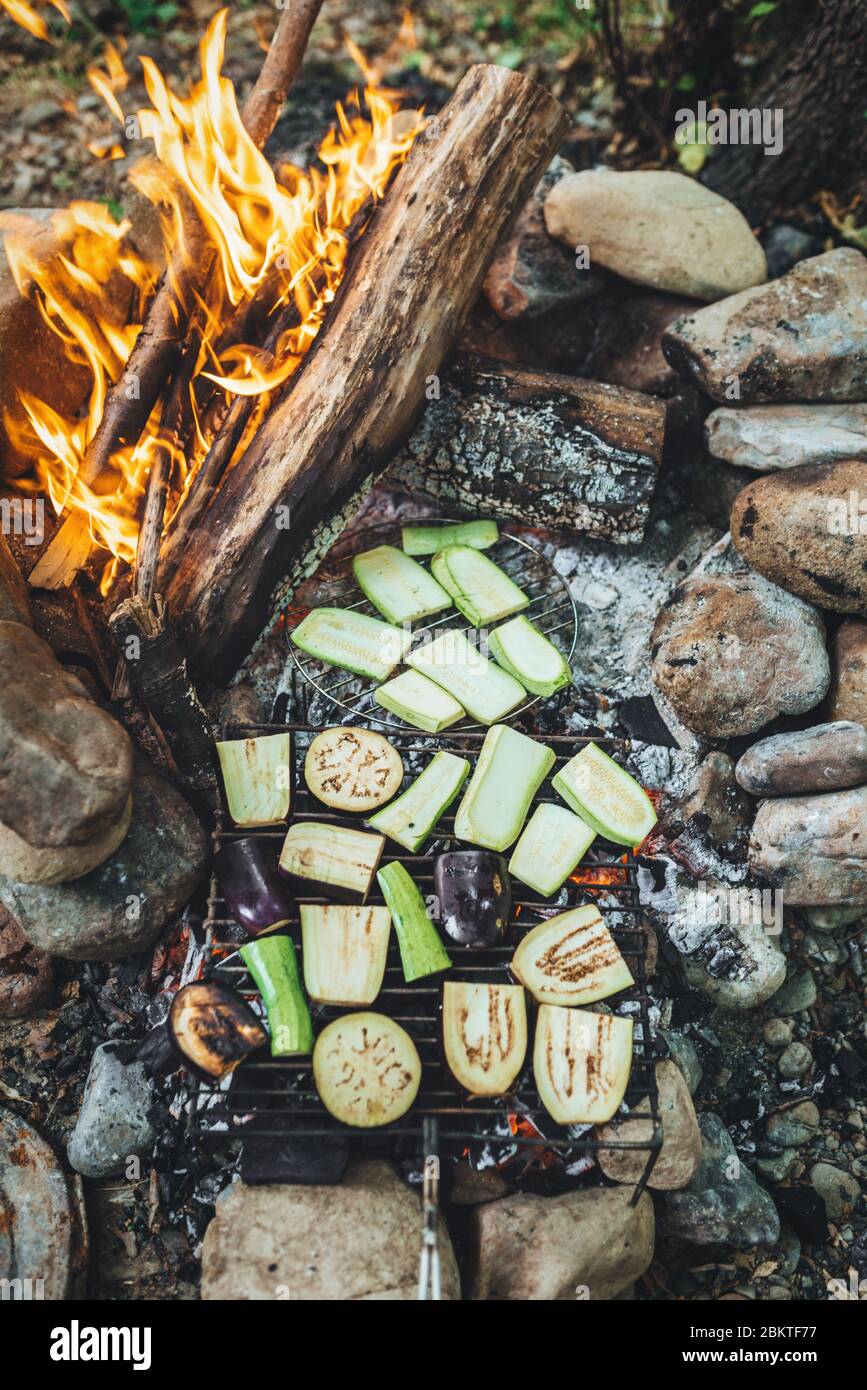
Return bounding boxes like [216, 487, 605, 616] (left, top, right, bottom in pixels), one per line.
[389, 352, 665, 541]
[166, 64, 569, 682]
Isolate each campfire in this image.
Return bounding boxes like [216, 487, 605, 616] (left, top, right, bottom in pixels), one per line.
[1, 0, 865, 1313]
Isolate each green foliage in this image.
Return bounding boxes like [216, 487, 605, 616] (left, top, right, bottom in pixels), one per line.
[114, 0, 180, 33]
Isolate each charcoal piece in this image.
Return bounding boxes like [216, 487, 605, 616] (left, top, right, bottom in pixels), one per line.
[617, 695, 680, 748]
[241, 1132, 350, 1186]
[773, 1187, 828, 1246]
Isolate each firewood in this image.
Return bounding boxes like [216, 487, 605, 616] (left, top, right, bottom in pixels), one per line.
[389, 353, 666, 542]
[28, 0, 325, 592]
[164, 64, 569, 682]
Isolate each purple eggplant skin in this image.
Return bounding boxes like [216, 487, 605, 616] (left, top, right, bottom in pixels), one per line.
[213, 837, 295, 937]
[434, 851, 512, 948]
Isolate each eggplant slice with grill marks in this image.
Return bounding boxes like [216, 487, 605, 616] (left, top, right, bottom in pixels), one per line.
[313, 1012, 422, 1128]
[511, 904, 634, 1006]
[442, 982, 527, 1096]
[304, 726, 404, 813]
[534, 1006, 633, 1125]
[300, 904, 392, 1006]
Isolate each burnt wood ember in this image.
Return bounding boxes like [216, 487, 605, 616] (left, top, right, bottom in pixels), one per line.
[164, 65, 569, 683]
[28, 1, 326, 593]
[389, 353, 666, 542]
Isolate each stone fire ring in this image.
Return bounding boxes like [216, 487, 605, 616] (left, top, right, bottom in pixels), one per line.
[0, 1107, 72, 1300]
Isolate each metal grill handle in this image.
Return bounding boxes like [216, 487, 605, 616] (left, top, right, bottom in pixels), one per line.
[418, 1116, 442, 1301]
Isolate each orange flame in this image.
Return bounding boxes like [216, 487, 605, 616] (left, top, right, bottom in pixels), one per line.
[1, 0, 69, 41]
[4, 9, 422, 592]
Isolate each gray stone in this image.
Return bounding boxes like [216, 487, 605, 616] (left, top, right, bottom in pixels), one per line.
[680, 913, 786, 1011]
[544, 169, 766, 301]
[749, 786, 867, 906]
[828, 620, 867, 725]
[662, 249, 867, 403]
[766, 1101, 820, 1148]
[469, 1184, 654, 1300]
[660, 1028, 703, 1096]
[731, 461, 867, 615]
[763, 1017, 794, 1048]
[803, 904, 865, 932]
[678, 750, 753, 850]
[761, 224, 821, 280]
[597, 1060, 702, 1190]
[0, 903, 51, 1019]
[757, 1149, 797, 1182]
[772, 971, 818, 1016]
[736, 722, 867, 797]
[778, 1042, 813, 1079]
[651, 573, 829, 739]
[809, 1162, 860, 1221]
[0, 755, 208, 960]
[663, 1113, 780, 1248]
[706, 403, 867, 472]
[202, 1161, 461, 1300]
[483, 157, 607, 320]
[67, 1042, 156, 1179]
[0, 1108, 73, 1300]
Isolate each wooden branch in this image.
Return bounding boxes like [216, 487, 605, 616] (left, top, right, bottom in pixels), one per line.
[28, 1, 324, 592]
[108, 594, 215, 793]
[388, 352, 665, 543]
[165, 64, 569, 682]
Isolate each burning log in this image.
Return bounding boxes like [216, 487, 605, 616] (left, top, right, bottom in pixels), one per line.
[165, 64, 569, 681]
[389, 353, 666, 542]
[28, 0, 325, 592]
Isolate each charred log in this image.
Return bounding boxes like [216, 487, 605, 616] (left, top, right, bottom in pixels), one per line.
[389, 353, 665, 542]
[165, 64, 569, 682]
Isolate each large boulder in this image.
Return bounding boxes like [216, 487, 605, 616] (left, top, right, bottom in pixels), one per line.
[706, 403, 867, 472]
[731, 460, 867, 614]
[735, 722, 867, 796]
[651, 573, 829, 737]
[663, 1114, 780, 1248]
[827, 619, 867, 724]
[749, 786, 867, 905]
[0, 621, 133, 849]
[544, 169, 766, 301]
[662, 249, 867, 403]
[597, 1060, 702, 1190]
[469, 1184, 654, 1300]
[0, 754, 208, 960]
[202, 1161, 460, 1300]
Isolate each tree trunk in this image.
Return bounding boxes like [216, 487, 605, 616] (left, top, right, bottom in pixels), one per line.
[164, 64, 568, 683]
[703, 0, 867, 225]
[388, 352, 665, 543]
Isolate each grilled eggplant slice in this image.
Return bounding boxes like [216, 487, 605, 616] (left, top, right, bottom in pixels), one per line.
[487, 616, 571, 697]
[304, 726, 403, 812]
[511, 904, 634, 1006]
[279, 822, 385, 903]
[368, 751, 469, 852]
[300, 904, 391, 1006]
[352, 543, 451, 624]
[434, 850, 512, 947]
[442, 982, 527, 1096]
[508, 803, 596, 897]
[375, 668, 465, 732]
[553, 741, 657, 847]
[406, 629, 525, 724]
[290, 606, 411, 681]
[454, 724, 555, 852]
[431, 545, 529, 625]
[216, 732, 292, 826]
[167, 981, 266, 1081]
[213, 836, 295, 937]
[402, 519, 498, 556]
[240, 935, 313, 1056]
[377, 860, 452, 982]
[534, 1006, 633, 1125]
[313, 1012, 422, 1127]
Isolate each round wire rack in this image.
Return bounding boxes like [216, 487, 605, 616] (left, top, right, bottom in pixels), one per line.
[285, 518, 579, 731]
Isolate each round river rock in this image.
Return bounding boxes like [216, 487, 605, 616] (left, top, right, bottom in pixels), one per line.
[651, 573, 829, 738]
[735, 721, 867, 796]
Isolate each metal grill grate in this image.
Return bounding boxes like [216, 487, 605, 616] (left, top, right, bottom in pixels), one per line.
[192, 722, 663, 1196]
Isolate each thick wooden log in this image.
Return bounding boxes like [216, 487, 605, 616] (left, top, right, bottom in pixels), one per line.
[28, 1, 324, 592]
[165, 65, 568, 682]
[388, 352, 666, 543]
